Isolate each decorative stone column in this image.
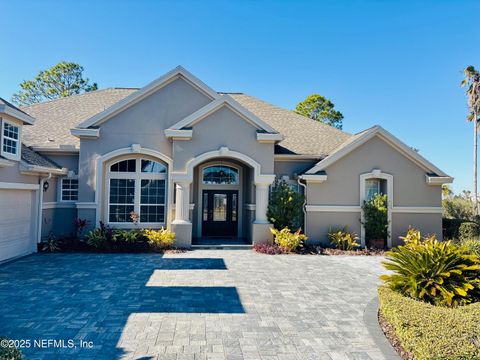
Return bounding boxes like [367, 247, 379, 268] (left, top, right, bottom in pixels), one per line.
[173, 181, 190, 223]
[172, 181, 192, 248]
[254, 183, 270, 224]
[252, 176, 275, 245]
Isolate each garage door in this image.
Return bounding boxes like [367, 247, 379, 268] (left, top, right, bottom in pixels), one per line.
[0, 189, 37, 262]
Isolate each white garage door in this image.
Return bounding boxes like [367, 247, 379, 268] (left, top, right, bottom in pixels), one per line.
[0, 189, 37, 262]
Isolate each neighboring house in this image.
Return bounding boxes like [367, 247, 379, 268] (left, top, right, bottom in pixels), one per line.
[0, 66, 452, 261]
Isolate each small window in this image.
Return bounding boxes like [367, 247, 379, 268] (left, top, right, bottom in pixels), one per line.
[2, 122, 19, 156]
[202, 165, 239, 185]
[365, 179, 381, 201]
[110, 159, 136, 172]
[61, 179, 79, 201]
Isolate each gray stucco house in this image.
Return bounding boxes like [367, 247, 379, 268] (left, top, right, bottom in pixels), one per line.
[0, 66, 452, 261]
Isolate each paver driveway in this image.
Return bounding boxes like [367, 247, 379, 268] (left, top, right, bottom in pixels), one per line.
[0, 250, 387, 360]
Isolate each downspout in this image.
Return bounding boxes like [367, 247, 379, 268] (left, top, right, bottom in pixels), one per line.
[297, 177, 307, 235]
[37, 173, 52, 244]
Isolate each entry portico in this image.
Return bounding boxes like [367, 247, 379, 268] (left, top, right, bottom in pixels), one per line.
[171, 147, 275, 247]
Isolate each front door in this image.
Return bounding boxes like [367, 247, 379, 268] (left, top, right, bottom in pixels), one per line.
[202, 190, 238, 237]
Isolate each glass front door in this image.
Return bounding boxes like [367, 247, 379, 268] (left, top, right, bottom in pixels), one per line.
[202, 190, 238, 237]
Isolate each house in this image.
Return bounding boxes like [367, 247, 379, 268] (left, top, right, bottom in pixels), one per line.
[0, 66, 452, 261]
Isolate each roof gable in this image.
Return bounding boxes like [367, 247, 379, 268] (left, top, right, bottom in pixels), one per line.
[167, 95, 279, 134]
[77, 66, 219, 129]
[306, 125, 451, 178]
[0, 97, 35, 125]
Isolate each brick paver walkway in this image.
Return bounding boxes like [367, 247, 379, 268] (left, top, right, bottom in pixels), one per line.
[0, 250, 386, 359]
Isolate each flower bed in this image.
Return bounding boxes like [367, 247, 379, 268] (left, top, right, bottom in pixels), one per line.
[378, 286, 480, 360]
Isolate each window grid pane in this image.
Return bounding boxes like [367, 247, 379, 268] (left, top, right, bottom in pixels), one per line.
[2, 123, 19, 155]
[140, 179, 165, 223]
[365, 179, 380, 201]
[61, 179, 79, 201]
[110, 159, 136, 172]
[109, 179, 135, 222]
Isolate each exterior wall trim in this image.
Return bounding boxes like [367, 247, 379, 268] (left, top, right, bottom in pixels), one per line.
[42, 202, 76, 209]
[305, 205, 442, 214]
[70, 128, 100, 139]
[172, 146, 276, 185]
[0, 182, 39, 190]
[306, 205, 361, 212]
[392, 206, 443, 214]
[426, 175, 454, 185]
[76, 202, 97, 209]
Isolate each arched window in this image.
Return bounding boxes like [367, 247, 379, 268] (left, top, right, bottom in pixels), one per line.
[107, 158, 167, 225]
[202, 165, 239, 185]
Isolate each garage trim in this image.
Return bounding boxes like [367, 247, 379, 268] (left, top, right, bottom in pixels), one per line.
[0, 182, 39, 190]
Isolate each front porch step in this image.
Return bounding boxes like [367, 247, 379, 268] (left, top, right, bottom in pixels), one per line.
[191, 244, 253, 250]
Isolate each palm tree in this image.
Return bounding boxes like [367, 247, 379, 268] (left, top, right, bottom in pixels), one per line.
[461, 66, 480, 214]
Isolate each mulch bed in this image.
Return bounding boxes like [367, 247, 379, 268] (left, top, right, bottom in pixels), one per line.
[378, 312, 415, 360]
[298, 246, 386, 256]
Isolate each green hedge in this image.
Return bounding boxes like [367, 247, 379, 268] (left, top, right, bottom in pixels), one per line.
[378, 287, 480, 360]
[459, 222, 480, 241]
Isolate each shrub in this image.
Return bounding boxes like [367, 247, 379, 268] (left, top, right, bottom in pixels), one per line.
[253, 243, 285, 255]
[0, 337, 23, 360]
[381, 229, 480, 307]
[459, 222, 480, 240]
[144, 228, 176, 251]
[461, 237, 480, 257]
[443, 196, 475, 221]
[379, 286, 480, 360]
[442, 218, 466, 239]
[41, 233, 60, 252]
[112, 229, 143, 243]
[270, 227, 307, 253]
[328, 227, 360, 250]
[362, 193, 388, 244]
[267, 179, 305, 230]
[85, 222, 113, 250]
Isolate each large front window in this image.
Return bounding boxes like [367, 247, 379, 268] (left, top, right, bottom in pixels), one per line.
[107, 158, 167, 225]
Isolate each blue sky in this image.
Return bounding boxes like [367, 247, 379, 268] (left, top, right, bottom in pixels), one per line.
[1, 0, 479, 192]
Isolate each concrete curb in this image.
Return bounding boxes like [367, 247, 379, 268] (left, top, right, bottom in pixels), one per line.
[363, 296, 401, 360]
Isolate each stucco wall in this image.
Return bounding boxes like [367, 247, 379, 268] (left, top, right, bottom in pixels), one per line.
[305, 135, 443, 245]
[44, 154, 79, 173]
[78, 77, 212, 203]
[306, 136, 441, 207]
[274, 159, 317, 178]
[0, 162, 39, 184]
[41, 207, 77, 239]
[391, 213, 442, 245]
[306, 212, 362, 246]
[172, 106, 275, 174]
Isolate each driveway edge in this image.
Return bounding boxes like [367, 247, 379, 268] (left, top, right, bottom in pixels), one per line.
[363, 296, 401, 360]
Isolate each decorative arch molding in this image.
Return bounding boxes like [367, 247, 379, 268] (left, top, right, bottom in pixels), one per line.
[93, 144, 174, 226]
[359, 169, 393, 248]
[172, 147, 275, 185]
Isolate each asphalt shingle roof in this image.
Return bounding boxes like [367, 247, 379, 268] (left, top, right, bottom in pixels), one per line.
[20, 144, 62, 169]
[20, 88, 353, 156]
[21, 88, 137, 149]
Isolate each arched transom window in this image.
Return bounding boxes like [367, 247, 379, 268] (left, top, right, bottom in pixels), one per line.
[202, 165, 239, 185]
[107, 158, 167, 225]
